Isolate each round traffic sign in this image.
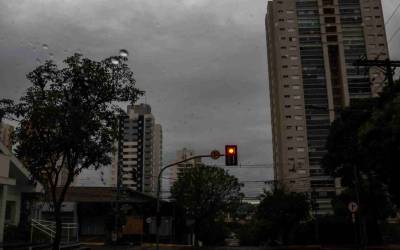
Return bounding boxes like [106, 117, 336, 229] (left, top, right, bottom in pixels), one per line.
[348, 202, 358, 213]
[210, 150, 221, 160]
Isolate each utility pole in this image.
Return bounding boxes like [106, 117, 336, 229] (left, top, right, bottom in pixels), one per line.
[353, 58, 400, 89]
[114, 113, 127, 244]
[353, 164, 365, 250]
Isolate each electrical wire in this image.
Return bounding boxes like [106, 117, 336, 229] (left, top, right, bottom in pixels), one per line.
[385, 2, 400, 26]
[388, 26, 400, 44]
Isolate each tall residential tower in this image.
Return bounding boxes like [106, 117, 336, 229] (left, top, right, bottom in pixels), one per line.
[117, 104, 163, 196]
[169, 148, 203, 188]
[266, 0, 388, 213]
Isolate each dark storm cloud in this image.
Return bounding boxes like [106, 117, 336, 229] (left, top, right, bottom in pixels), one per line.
[0, 0, 271, 195]
[1, 0, 398, 196]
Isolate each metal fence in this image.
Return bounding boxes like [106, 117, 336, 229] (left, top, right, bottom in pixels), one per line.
[31, 219, 79, 244]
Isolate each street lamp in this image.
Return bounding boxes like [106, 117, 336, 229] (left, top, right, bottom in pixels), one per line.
[155, 150, 224, 250]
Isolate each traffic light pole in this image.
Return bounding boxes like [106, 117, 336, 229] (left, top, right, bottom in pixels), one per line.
[155, 153, 224, 250]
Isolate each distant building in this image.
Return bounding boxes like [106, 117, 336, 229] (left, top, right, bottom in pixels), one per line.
[115, 104, 163, 196]
[0, 141, 38, 242]
[0, 123, 14, 150]
[266, 0, 388, 214]
[170, 148, 203, 188]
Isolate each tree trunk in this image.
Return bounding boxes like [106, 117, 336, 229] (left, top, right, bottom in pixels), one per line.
[52, 203, 63, 250]
[194, 221, 200, 247]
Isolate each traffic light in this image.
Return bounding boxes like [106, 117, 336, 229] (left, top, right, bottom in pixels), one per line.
[225, 145, 238, 166]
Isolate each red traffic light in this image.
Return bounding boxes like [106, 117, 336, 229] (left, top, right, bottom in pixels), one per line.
[225, 145, 238, 166]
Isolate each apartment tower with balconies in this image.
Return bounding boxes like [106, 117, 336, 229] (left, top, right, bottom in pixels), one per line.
[117, 104, 162, 196]
[266, 0, 388, 213]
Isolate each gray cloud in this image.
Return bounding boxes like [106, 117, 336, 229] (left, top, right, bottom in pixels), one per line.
[0, 0, 271, 196]
[2, 0, 396, 197]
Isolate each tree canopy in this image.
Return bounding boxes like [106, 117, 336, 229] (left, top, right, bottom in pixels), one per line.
[0, 53, 143, 249]
[322, 83, 400, 207]
[170, 165, 243, 245]
[255, 187, 310, 245]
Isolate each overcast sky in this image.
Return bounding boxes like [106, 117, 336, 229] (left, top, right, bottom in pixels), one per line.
[0, 0, 399, 197]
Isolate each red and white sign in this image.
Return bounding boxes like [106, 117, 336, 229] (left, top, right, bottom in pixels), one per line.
[348, 202, 358, 213]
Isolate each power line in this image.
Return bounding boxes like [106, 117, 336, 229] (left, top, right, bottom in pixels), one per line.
[385, 2, 400, 26]
[388, 26, 400, 44]
[216, 163, 274, 168]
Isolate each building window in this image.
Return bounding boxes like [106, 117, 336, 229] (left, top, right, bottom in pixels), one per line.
[294, 105, 302, 110]
[294, 116, 303, 120]
[5, 201, 16, 224]
[325, 17, 336, 23]
[326, 26, 337, 33]
[297, 147, 305, 152]
[323, 8, 335, 15]
[292, 84, 300, 90]
[327, 35, 338, 42]
[323, 0, 333, 5]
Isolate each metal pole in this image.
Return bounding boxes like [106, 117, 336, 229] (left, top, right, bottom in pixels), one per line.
[155, 154, 217, 250]
[386, 59, 394, 89]
[353, 164, 365, 250]
[114, 113, 125, 244]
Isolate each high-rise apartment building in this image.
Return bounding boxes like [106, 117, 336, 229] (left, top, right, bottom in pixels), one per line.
[117, 104, 163, 196]
[266, 0, 388, 213]
[170, 148, 203, 187]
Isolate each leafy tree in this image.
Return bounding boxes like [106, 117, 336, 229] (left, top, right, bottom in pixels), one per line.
[233, 202, 256, 221]
[322, 83, 400, 244]
[322, 83, 400, 206]
[170, 165, 243, 246]
[0, 53, 143, 249]
[331, 182, 394, 244]
[255, 186, 310, 245]
[322, 98, 374, 186]
[358, 84, 400, 206]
